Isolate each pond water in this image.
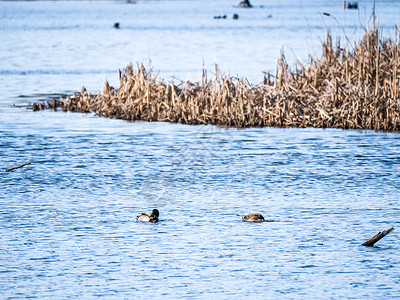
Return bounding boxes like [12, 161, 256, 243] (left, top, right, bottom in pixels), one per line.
[1, 0, 400, 298]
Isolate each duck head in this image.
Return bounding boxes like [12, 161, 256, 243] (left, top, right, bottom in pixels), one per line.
[149, 209, 159, 218]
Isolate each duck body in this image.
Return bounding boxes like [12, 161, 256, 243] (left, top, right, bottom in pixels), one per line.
[136, 209, 159, 223]
[242, 213, 265, 222]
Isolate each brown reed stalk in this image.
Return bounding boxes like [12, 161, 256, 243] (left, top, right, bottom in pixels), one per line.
[32, 26, 400, 131]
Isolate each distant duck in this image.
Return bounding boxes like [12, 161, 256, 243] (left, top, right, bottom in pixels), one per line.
[242, 213, 265, 222]
[345, 1, 358, 9]
[214, 14, 227, 19]
[114, 22, 120, 29]
[239, 0, 252, 8]
[137, 209, 159, 223]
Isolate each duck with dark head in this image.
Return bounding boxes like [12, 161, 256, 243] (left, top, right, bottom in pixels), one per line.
[137, 209, 159, 223]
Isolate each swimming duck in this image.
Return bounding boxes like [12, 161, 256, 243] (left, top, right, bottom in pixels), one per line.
[136, 209, 159, 223]
[241, 213, 265, 222]
[239, 0, 252, 8]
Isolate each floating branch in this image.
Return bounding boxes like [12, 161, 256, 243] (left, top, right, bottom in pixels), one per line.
[362, 227, 395, 247]
[5, 162, 31, 172]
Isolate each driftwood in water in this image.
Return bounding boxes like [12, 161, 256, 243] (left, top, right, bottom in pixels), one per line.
[362, 227, 395, 247]
[5, 162, 31, 172]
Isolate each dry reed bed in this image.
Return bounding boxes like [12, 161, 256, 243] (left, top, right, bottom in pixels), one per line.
[33, 27, 400, 130]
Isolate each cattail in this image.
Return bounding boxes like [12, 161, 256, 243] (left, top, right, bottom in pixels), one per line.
[32, 27, 400, 131]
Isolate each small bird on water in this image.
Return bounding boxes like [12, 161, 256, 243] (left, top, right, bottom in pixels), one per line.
[136, 209, 159, 223]
[241, 213, 265, 222]
[239, 0, 252, 8]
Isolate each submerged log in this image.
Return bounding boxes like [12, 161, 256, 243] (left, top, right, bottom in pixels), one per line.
[362, 227, 395, 247]
[5, 162, 31, 172]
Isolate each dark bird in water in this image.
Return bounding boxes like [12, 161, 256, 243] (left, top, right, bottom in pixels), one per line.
[233, 14, 239, 20]
[345, 2, 358, 9]
[239, 0, 252, 8]
[137, 209, 159, 223]
[214, 15, 227, 19]
[242, 213, 265, 222]
[114, 22, 120, 29]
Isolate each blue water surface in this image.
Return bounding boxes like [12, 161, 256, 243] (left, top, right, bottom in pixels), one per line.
[1, 0, 400, 298]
